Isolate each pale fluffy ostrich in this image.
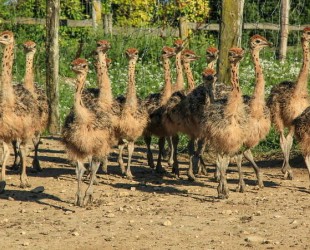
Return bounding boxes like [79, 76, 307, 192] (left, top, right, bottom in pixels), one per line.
[0, 31, 40, 189]
[117, 48, 148, 178]
[267, 27, 310, 179]
[143, 46, 176, 173]
[11, 40, 49, 172]
[201, 47, 247, 198]
[62, 58, 118, 206]
[234, 35, 272, 192]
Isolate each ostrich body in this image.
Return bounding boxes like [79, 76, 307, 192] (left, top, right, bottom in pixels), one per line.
[0, 31, 40, 189]
[234, 35, 272, 192]
[12, 40, 49, 172]
[62, 58, 118, 206]
[267, 27, 310, 179]
[143, 46, 176, 173]
[117, 48, 148, 178]
[201, 47, 247, 198]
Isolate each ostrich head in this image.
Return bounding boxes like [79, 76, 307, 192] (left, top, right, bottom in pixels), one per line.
[71, 58, 88, 74]
[250, 35, 272, 50]
[96, 40, 111, 53]
[181, 49, 200, 64]
[302, 27, 310, 42]
[202, 67, 216, 83]
[174, 39, 184, 52]
[125, 48, 139, 62]
[23, 40, 36, 54]
[0, 31, 14, 45]
[228, 47, 245, 64]
[206, 47, 219, 64]
[162, 46, 176, 59]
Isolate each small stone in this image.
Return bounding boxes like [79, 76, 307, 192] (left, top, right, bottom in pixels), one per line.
[130, 187, 136, 191]
[290, 220, 298, 225]
[273, 215, 281, 219]
[8, 196, 14, 201]
[245, 235, 265, 243]
[106, 213, 115, 218]
[2, 218, 9, 223]
[222, 210, 232, 215]
[22, 242, 30, 246]
[72, 231, 79, 236]
[20, 209, 26, 213]
[254, 211, 262, 216]
[21, 231, 26, 235]
[154, 187, 162, 191]
[31, 186, 44, 194]
[163, 220, 172, 226]
[65, 211, 72, 215]
[119, 191, 129, 197]
[119, 207, 124, 211]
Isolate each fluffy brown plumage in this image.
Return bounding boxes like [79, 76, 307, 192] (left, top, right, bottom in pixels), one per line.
[62, 58, 118, 206]
[267, 27, 310, 179]
[117, 48, 148, 178]
[200, 47, 247, 198]
[0, 31, 40, 189]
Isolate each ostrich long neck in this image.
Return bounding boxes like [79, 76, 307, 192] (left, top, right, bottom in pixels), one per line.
[24, 51, 35, 94]
[226, 61, 242, 116]
[0, 42, 15, 106]
[174, 50, 184, 91]
[183, 62, 195, 91]
[208, 60, 216, 70]
[124, 58, 138, 109]
[160, 57, 172, 105]
[74, 72, 89, 121]
[97, 50, 113, 107]
[294, 38, 309, 95]
[250, 48, 265, 116]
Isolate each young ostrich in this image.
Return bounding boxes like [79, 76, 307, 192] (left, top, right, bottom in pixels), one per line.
[0, 31, 40, 189]
[62, 58, 118, 206]
[293, 106, 310, 187]
[143, 46, 176, 173]
[117, 48, 148, 179]
[234, 35, 272, 192]
[267, 27, 310, 179]
[12, 40, 49, 172]
[201, 47, 247, 198]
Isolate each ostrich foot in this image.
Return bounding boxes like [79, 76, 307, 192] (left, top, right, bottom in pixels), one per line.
[93, 176, 99, 185]
[214, 171, 220, 182]
[283, 169, 293, 180]
[83, 193, 93, 206]
[74, 194, 84, 207]
[10, 163, 20, 171]
[147, 155, 155, 169]
[217, 182, 229, 199]
[32, 158, 42, 172]
[119, 163, 126, 176]
[0, 181, 6, 193]
[187, 171, 196, 182]
[257, 176, 264, 189]
[197, 164, 208, 176]
[235, 180, 246, 193]
[125, 170, 133, 180]
[20, 181, 31, 189]
[101, 161, 108, 174]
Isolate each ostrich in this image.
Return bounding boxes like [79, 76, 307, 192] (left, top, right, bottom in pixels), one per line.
[293, 106, 310, 187]
[62, 58, 118, 206]
[201, 47, 247, 198]
[11, 40, 49, 172]
[117, 48, 148, 179]
[234, 35, 272, 192]
[143, 46, 176, 173]
[267, 27, 310, 179]
[0, 31, 40, 189]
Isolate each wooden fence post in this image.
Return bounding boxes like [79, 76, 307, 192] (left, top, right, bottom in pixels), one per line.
[278, 0, 290, 62]
[46, 0, 60, 134]
[103, 13, 113, 35]
[92, 0, 102, 29]
[218, 0, 244, 84]
[179, 16, 189, 46]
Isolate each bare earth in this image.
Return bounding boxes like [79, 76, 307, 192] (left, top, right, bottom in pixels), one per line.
[0, 136, 310, 250]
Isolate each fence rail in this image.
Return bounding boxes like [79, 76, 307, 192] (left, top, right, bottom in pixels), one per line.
[1, 17, 309, 32]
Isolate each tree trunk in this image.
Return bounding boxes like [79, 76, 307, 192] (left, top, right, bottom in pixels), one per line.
[92, 0, 102, 29]
[46, 0, 60, 134]
[103, 13, 113, 35]
[179, 16, 189, 47]
[278, 0, 290, 63]
[218, 0, 244, 84]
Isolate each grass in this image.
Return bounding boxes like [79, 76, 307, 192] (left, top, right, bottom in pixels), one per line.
[1, 27, 307, 154]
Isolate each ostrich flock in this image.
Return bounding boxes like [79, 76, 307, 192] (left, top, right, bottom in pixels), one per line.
[0, 27, 309, 207]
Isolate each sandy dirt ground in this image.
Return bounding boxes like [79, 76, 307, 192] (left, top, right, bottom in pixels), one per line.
[0, 136, 310, 250]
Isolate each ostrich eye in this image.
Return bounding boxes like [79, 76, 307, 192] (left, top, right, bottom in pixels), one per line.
[82, 64, 87, 68]
[3, 35, 8, 39]
[307, 32, 310, 35]
[255, 39, 260, 43]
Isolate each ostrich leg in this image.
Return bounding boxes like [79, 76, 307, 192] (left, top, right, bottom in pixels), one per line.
[11, 140, 21, 170]
[243, 149, 264, 188]
[118, 141, 126, 175]
[156, 137, 167, 174]
[217, 154, 230, 199]
[32, 134, 42, 172]
[84, 159, 101, 206]
[235, 153, 246, 193]
[280, 131, 294, 180]
[1, 142, 10, 182]
[187, 139, 196, 181]
[19, 143, 31, 188]
[125, 141, 135, 179]
[171, 135, 179, 177]
[144, 136, 155, 169]
[75, 161, 86, 207]
[304, 155, 310, 189]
